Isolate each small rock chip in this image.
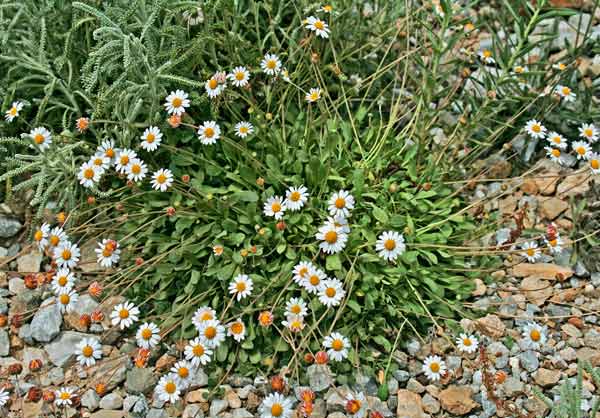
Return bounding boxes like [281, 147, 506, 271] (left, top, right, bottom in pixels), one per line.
[520, 276, 553, 306]
[396, 390, 426, 418]
[17, 250, 43, 273]
[533, 368, 561, 387]
[31, 297, 63, 343]
[209, 399, 228, 416]
[0, 329, 10, 356]
[540, 197, 568, 220]
[439, 385, 478, 415]
[512, 263, 573, 280]
[307, 364, 331, 392]
[81, 390, 101, 411]
[99, 393, 123, 410]
[125, 368, 157, 395]
[475, 314, 506, 339]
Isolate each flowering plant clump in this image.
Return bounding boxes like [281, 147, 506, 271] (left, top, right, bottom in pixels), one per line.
[1, 0, 598, 398]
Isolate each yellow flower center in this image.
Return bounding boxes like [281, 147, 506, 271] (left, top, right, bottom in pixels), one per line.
[131, 164, 141, 175]
[165, 381, 176, 394]
[271, 403, 283, 417]
[558, 63, 566, 70]
[58, 276, 68, 286]
[591, 159, 600, 170]
[204, 326, 216, 339]
[204, 127, 214, 138]
[172, 97, 183, 108]
[323, 5, 333, 12]
[62, 249, 72, 260]
[314, 20, 325, 30]
[384, 239, 396, 251]
[84, 168, 95, 179]
[551, 149, 560, 157]
[462, 338, 472, 346]
[483, 50, 492, 58]
[324, 230, 338, 244]
[192, 344, 205, 356]
[526, 248, 535, 257]
[82, 345, 93, 357]
[532, 125, 541, 133]
[266, 60, 277, 70]
[50, 235, 60, 246]
[577, 147, 586, 155]
[146, 133, 155, 143]
[290, 191, 301, 201]
[291, 319, 302, 330]
[230, 322, 244, 334]
[309, 275, 320, 286]
[9, 107, 17, 116]
[105, 148, 115, 158]
[239, 126, 249, 134]
[236, 282, 246, 292]
[235, 71, 245, 81]
[325, 287, 336, 298]
[208, 78, 218, 89]
[60, 392, 70, 400]
[585, 128, 593, 137]
[335, 197, 345, 208]
[178, 367, 189, 378]
[119, 308, 129, 319]
[157, 173, 167, 184]
[120, 155, 129, 165]
[515, 66, 524, 74]
[552, 136, 561, 144]
[310, 92, 319, 101]
[562, 87, 571, 95]
[430, 362, 440, 373]
[299, 266, 308, 277]
[141, 328, 153, 340]
[530, 329, 541, 341]
[332, 338, 344, 351]
[549, 239, 557, 247]
[290, 305, 301, 314]
[34, 133, 45, 144]
[94, 158, 103, 166]
[34, 230, 43, 241]
[59, 293, 70, 305]
[271, 202, 281, 212]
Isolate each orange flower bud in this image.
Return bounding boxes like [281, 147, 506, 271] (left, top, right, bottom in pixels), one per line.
[90, 310, 104, 323]
[87, 196, 96, 205]
[27, 387, 42, 402]
[79, 314, 91, 329]
[315, 351, 328, 365]
[24, 274, 38, 289]
[28, 359, 43, 372]
[168, 114, 182, 128]
[42, 390, 55, 403]
[89, 281, 103, 298]
[276, 221, 286, 231]
[270, 375, 285, 392]
[181, 174, 190, 183]
[166, 207, 176, 216]
[95, 383, 107, 396]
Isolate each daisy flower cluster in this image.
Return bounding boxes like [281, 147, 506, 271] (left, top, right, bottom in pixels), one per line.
[525, 118, 599, 173]
[519, 222, 563, 264]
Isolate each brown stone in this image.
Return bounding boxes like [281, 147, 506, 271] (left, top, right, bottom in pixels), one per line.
[540, 197, 569, 220]
[475, 314, 505, 339]
[499, 197, 518, 215]
[512, 263, 573, 280]
[557, 172, 591, 197]
[186, 389, 209, 403]
[534, 172, 560, 195]
[396, 390, 426, 418]
[521, 179, 539, 194]
[472, 279, 487, 296]
[90, 411, 124, 418]
[520, 276, 553, 306]
[155, 354, 177, 371]
[534, 368, 561, 387]
[226, 388, 242, 409]
[439, 385, 478, 415]
[577, 348, 600, 366]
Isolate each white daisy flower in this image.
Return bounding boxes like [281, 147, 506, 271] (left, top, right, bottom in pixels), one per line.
[512, 65, 528, 75]
[323, 332, 350, 362]
[422, 355, 447, 381]
[284, 185, 309, 211]
[126, 158, 148, 182]
[97, 139, 118, 162]
[47, 226, 67, 249]
[305, 16, 330, 38]
[171, 360, 195, 387]
[522, 322, 547, 350]
[478, 49, 495, 64]
[140, 126, 163, 151]
[553, 62, 567, 71]
[95, 239, 120, 268]
[280, 67, 291, 82]
[33, 223, 50, 251]
[228, 66, 250, 87]
[54, 387, 76, 407]
[520, 241, 541, 263]
[197, 120, 221, 145]
[57, 289, 79, 313]
[260, 393, 294, 418]
[192, 306, 217, 330]
[375, 231, 406, 262]
[227, 319, 246, 342]
[197, 319, 226, 348]
[345, 392, 367, 418]
[205, 76, 225, 98]
[115, 148, 137, 173]
[5, 101, 23, 122]
[292, 261, 314, 285]
[555, 85, 576, 102]
[588, 152, 600, 175]
[456, 333, 479, 354]
[52, 268, 76, 293]
[28, 127, 52, 152]
[305, 88, 322, 103]
[546, 132, 568, 150]
[0, 388, 8, 406]
[315, 223, 347, 254]
[164, 90, 190, 115]
[135, 322, 161, 349]
[263, 196, 286, 220]
[545, 235, 563, 254]
[78, 162, 101, 188]
[110, 301, 140, 329]
[328, 189, 355, 218]
[155, 375, 181, 404]
[151, 168, 174, 192]
[285, 297, 308, 317]
[325, 215, 350, 234]
[53, 241, 80, 269]
[89, 154, 111, 173]
[318, 278, 346, 307]
[261, 53, 282, 76]
[228, 274, 253, 301]
[579, 123, 599, 142]
[75, 337, 102, 367]
[545, 146, 564, 165]
[303, 266, 327, 294]
[524, 119, 546, 139]
[572, 140, 592, 160]
[234, 121, 254, 138]
[281, 315, 305, 332]
[185, 337, 213, 367]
